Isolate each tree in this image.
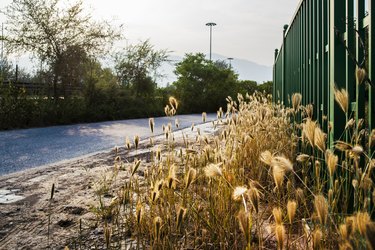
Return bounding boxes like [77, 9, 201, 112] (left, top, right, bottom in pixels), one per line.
[173, 53, 239, 113]
[114, 40, 169, 97]
[0, 57, 15, 83]
[257, 81, 273, 95]
[237, 80, 258, 95]
[1, 0, 122, 99]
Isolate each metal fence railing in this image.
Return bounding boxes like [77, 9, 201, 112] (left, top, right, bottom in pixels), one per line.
[0, 80, 82, 97]
[273, 0, 374, 148]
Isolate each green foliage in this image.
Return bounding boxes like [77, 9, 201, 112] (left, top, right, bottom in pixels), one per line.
[114, 40, 169, 97]
[236, 80, 258, 95]
[2, 0, 122, 98]
[172, 53, 273, 113]
[173, 53, 239, 113]
[257, 81, 273, 95]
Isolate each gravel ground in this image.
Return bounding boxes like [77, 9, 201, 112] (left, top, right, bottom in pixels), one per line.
[0, 114, 216, 175]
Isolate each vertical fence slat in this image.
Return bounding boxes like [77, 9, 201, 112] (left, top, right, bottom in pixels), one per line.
[324, 0, 327, 126]
[329, 0, 347, 145]
[311, 1, 318, 118]
[303, 2, 307, 105]
[369, 0, 375, 153]
[356, 0, 366, 126]
[346, 0, 355, 125]
[318, 0, 322, 125]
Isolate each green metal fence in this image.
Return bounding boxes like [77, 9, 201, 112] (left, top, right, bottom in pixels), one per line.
[273, 0, 375, 148]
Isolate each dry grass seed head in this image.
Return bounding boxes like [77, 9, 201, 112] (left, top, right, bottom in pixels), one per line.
[164, 105, 170, 116]
[273, 207, 283, 225]
[335, 141, 353, 152]
[365, 222, 375, 250]
[169, 96, 178, 110]
[260, 150, 274, 166]
[314, 194, 328, 225]
[345, 216, 355, 236]
[154, 216, 162, 240]
[272, 156, 293, 172]
[248, 186, 260, 213]
[275, 224, 286, 250]
[296, 154, 310, 163]
[292, 93, 302, 112]
[131, 159, 141, 177]
[136, 200, 143, 225]
[237, 210, 251, 243]
[328, 188, 334, 205]
[371, 129, 375, 148]
[356, 212, 370, 236]
[352, 179, 359, 190]
[302, 118, 316, 147]
[272, 165, 285, 190]
[149, 118, 154, 133]
[125, 137, 131, 149]
[312, 228, 323, 249]
[360, 176, 373, 191]
[134, 135, 140, 150]
[287, 200, 297, 224]
[339, 242, 354, 250]
[345, 118, 356, 130]
[356, 67, 366, 85]
[233, 186, 248, 201]
[305, 104, 314, 118]
[176, 207, 187, 230]
[334, 85, 349, 113]
[204, 163, 223, 178]
[167, 164, 178, 189]
[184, 168, 197, 189]
[339, 224, 348, 239]
[325, 149, 338, 178]
[314, 126, 326, 152]
[202, 112, 207, 123]
[151, 190, 160, 203]
[351, 145, 363, 156]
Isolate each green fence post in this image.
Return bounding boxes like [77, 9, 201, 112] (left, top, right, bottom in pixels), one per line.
[283, 24, 288, 105]
[273, 49, 279, 103]
[329, 0, 347, 147]
[356, 0, 366, 128]
[346, 0, 356, 130]
[369, 0, 375, 154]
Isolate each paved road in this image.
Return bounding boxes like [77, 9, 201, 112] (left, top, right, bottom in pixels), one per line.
[0, 114, 216, 175]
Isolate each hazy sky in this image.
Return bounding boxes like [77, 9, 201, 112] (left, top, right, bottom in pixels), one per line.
[0, 0, 299, 66]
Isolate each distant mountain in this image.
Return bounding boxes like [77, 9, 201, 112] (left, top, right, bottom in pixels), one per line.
[157, 53, 272, 87]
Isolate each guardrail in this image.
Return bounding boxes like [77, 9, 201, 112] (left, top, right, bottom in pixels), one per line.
[273, 0, 374, 148]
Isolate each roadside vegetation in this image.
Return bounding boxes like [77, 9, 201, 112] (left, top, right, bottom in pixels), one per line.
[59, 90, 374, 249]
[0, 0, 271, 130]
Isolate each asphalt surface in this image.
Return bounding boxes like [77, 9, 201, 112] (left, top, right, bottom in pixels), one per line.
[0, 114, 216, 175]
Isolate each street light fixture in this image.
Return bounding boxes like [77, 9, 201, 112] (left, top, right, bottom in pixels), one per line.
[205, 22, 216, 61]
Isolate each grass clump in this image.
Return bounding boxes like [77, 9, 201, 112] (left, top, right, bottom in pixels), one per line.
[65, 91, 374, 249]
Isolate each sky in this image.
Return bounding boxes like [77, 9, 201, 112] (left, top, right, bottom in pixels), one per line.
[0, 0, 299, 67]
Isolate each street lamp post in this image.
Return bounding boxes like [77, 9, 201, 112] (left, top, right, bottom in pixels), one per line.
[205, 22, 216, 61]
[227, 57, 233, 68]
[1, 23, 3, 79]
